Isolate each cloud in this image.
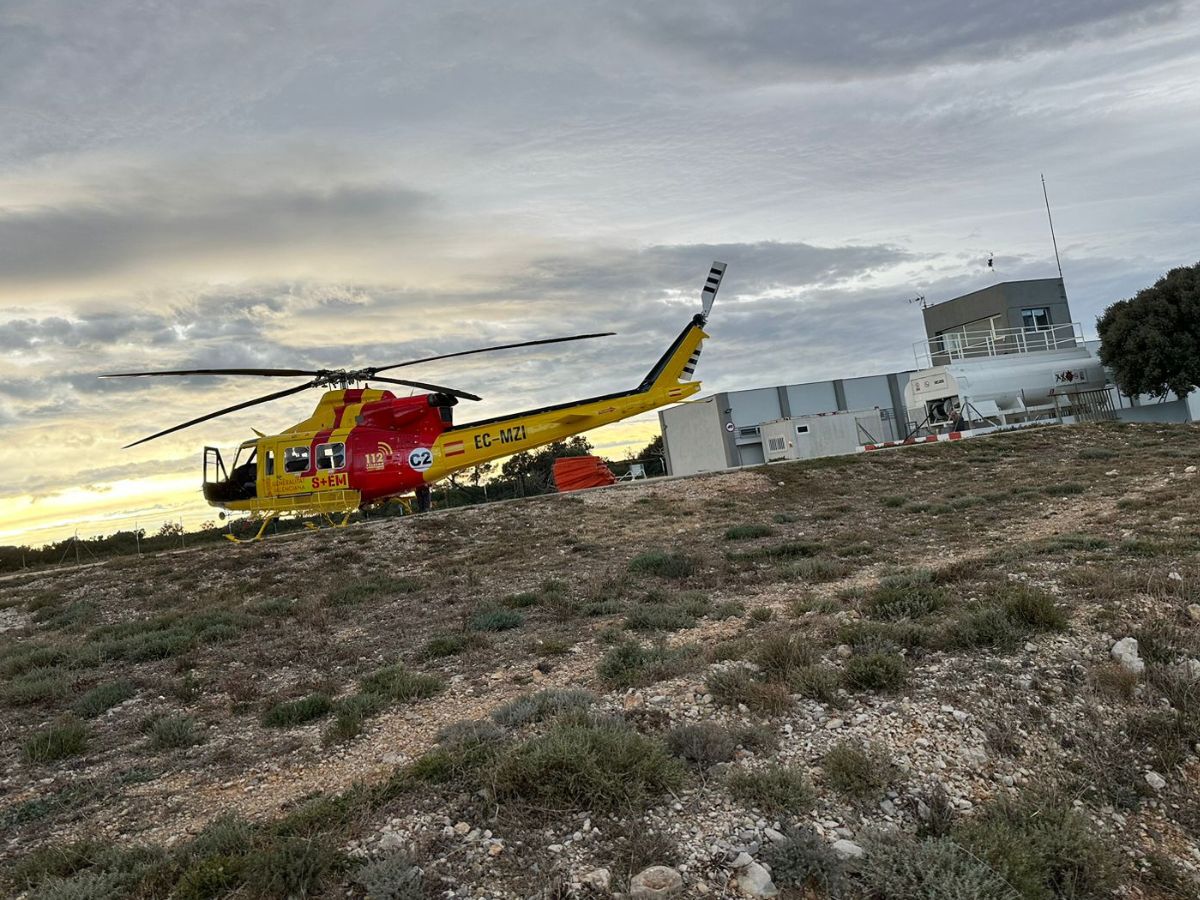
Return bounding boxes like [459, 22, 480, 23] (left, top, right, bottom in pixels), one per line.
[614, 0, 1182, 81]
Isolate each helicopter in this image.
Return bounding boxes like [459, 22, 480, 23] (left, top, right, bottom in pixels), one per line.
[102, 262, 726, 541]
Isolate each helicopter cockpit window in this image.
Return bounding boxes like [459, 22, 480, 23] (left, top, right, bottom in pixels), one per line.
[315, 442, 346, 471]
[284, 446, 310, 474]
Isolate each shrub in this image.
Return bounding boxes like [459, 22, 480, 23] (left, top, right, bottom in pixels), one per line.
[788, 665, 842, 704]
[881, 495, 907, 508]
[0, 642, 65, 678]
[422, 632, 488, 658]
[711, 600, 745, 619]
[1078, 447, 1117, 460]
[262, 694, 333, 728]
[1135, 618, 1197, 664]
[955, 794, 1119, 900]
[725, 524, 774, 540]
[727, 763, 813, 814]
[628, 551, 697, 579]
[623, 603, 696, 632]
[491, 688, 594, 727]
[865, 570, 947, 620]
[858, 833, 1014, 899]
[837, 620, 934, 652]
[822, 742, 898, 800]
[325, 574, 421, 606]
[665, 723, 737, 767]
[749, 607, 775, 623]
[2, 667, 70, 706]
[597, 640, 697, 689]
[72, 680, 137, 718]
[942, 605, 1024, 652]
[359, 665, 443, 702]
[843, 653, 908, 692]
[503, 592, 541, 608]
[436, 719, 505, 748]
[734, 724, 777, 753]
[760, 826, 846, 893]
[470, 609, 524, 632]
[147, 715, 201, 750]
[754, 632, 818, 682]
[22, 719, 88, 763]
[1002, 585, 1068, 632]
[353, 853, 423, 900]
[322, 693, 386, 745]
[243, 835, 338, 899]
[707, 668, 793, 714]
[33, 870, 128, 900]
[584, 599, 625, 616]
[781, 557, 851, 582]
[493, 718, 684, 812]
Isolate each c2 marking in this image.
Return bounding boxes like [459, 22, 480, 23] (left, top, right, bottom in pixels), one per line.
[407, 447, 433, 471]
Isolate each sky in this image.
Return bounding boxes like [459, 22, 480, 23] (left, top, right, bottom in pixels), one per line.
[2, 0, 1198, 547]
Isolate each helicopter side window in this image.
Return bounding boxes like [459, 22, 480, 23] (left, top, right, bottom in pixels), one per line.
[284, 446, 310, 474]
[265, 449, 275, 476]
[315, 442, 345, 471]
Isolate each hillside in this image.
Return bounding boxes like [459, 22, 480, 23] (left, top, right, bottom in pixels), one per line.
[2, 423, 1199, 899]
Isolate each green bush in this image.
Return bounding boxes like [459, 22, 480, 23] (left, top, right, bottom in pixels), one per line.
[583, 599, 625, 616]
[22, 718, 88, 763]
[781, 557, 852, 582]
[628, 551, 697, 579]
[822, 742, 898, 800]
[837, 620, 934, 652]
[1002, 585, 1068, 632]
[865, 570, 947, 620]
[503, 591, 541, 608]
[322, 693, 387, 745]
[623, 603, 697, 632]
[470, 609, 524, 632]
[72, 680, 137, 718]
[597, 640, 697, 688]
[859, 833, 1015, 899]
[353, 853, 423, 900]
[943, 605, 1024, 652]
[0, 642, 66, 678]
[261, 694, 332, 728]
[2, 667, 70, 706]
[147, 715, 201, 750]
[760, 826, 846, 893]
[1042, 482, 1085, 496]
[491, 688, 594, 727]
[325, 574, 421, 606]
[881, 495, 907, 508]
[707, 668, 793, 714]
[243, 835, 339, 899]
[754, 632, 818, 682]
[726, 763, 813, 814]
[711, 600, 745, 619]
[843, 652, 908, 692]
[788, 664, 842, 704]
[493, 718, 684, 812]
[665, 723, 737, 767]
[724, 524, 775, 540]
[422, 632, 488, 658]
[359, 665, 443, 702]
[955, 794, 1119, 900]
[749, 607, 775, 623]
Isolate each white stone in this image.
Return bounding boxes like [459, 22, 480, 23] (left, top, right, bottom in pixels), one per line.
[1189, 605, 1200, 624]
[581, 868, 611, 890]
[1168, 571, 1183, 581]
[832, 839, 865, 859]
[1180, 660, 1200, 682]
[1185, 465, 1197, 474]
[764, 827, 787, 844]
[377, 831, 404, 852]
[731, 852, 754, 868]
[1145, 771, 1166, 791]
[629, 865, 684, 899]
[1111, 637, 1145, 676]
[736, 861, 779, 897]
[836, 644, 853, 659]
[453, 821, 470, 835]
[825, 718, 845, 730]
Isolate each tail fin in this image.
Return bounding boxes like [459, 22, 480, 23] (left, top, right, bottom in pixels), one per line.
[637, 261, 725, 394]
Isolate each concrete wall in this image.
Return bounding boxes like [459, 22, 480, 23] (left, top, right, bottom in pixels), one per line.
[659, 396, 731, 476]
[726, 387, 782, 429]
[1115, 399, 1194, 424]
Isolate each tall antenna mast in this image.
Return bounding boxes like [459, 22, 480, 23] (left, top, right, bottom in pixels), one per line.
[1041, 173, 1064, 282]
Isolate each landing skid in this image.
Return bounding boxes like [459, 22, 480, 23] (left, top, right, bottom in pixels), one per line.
[224, 513, 278, 543]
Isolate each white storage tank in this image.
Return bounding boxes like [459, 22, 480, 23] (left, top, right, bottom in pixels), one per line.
[904, 347, 1106, 424]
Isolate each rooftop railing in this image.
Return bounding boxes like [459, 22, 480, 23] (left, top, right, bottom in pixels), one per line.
[914, 322, 1083, 368]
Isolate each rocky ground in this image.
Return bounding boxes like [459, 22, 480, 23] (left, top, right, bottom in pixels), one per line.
[2, 422, 1199, 899]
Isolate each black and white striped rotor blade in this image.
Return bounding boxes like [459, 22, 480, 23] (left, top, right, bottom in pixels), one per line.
[701, 261, 726, 318]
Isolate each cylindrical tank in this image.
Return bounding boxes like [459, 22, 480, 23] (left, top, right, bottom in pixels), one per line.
[904, 348, 1106, 421]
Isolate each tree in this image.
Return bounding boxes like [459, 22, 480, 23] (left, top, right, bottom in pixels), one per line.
[1097, 262, 1200, 400]
[500, 436, 593, 493]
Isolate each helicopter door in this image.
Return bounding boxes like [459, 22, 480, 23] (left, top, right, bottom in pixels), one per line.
[260, 439, 313, 498]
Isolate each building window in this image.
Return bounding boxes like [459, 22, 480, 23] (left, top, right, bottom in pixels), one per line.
[1022, 307, 1051, 330]
[316, 442, 346, 470]
[796, 424, 810, 434]
[284, 446, 310, 474]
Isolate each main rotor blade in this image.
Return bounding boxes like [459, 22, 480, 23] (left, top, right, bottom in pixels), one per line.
[100, 367, 318, 378]
[121, 381, 316, 449]
[368, 376, 482, 401]
[370, 331, 615, 374]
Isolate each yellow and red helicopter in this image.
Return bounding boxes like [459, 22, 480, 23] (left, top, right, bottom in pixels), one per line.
[104, 262, 725, 540]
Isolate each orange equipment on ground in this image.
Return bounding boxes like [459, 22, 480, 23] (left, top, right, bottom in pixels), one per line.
[553, 456, 617, 492]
